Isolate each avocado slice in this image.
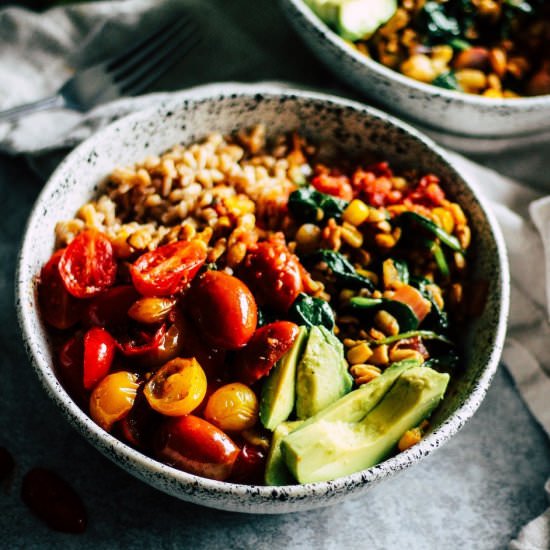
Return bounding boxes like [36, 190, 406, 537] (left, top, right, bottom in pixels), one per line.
[264, 421, 302, 486]
[260, 326, 308, 431]
[282, 366, 449, 483]
[305, 0, 398, 41]
[295, 326, 353, 420]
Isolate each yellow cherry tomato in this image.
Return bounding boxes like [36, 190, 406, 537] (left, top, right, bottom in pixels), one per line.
[89, 371, 140, 432]
[204, 383, 259, 432]
[143, 358, 207, 416]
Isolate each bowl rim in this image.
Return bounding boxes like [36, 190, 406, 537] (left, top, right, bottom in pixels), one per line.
[284, 0, 550, 109]
[16, 84, 510, 502]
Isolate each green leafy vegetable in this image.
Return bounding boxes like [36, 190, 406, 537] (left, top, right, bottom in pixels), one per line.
[432, 71, 461, 91]
[410, 277, 449, 333]
[350, 296, 419, 332]
[392, 258, 410, 285]
[288, 187, 348, 224]
[448, 38, 471, 51]
[375, 330, 453, 346]
[290, 293, 335, 331]
[424, 351, 460, 371]
[305, 249, 375, 291]
[397, 211, 463, 252]
[426, 240, 450, 278]
[419, 1, 462, 42]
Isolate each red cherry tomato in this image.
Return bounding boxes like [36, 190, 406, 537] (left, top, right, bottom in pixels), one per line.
[240, 239, 304, 312]
[38, 250, 83, 330]
[58, 230, 117, 298]
[130, 240, 206, 297]
[117, 392, 161, 451]
[57, 335, 86, 404]
[233, 321, 299, 384]
[229, 443, 267, 485]
[83, 327, 117, 390]
[156, 416, 240, 481]
[311, 172, 353, 201]
[117, 323, 167, 357]
[188, 271, 257, 350]
[84, 285, 139, 328]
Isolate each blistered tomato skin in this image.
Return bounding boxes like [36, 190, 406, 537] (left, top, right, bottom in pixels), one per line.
[58, 230, 117, 298]
[89, 371, 140, 432]
[82, 327, 117, 390]
[84, 285, 139, 329]
[233, 321, 300, 384]
[204, 383, 259, 432]
[188, 271, 257, 350]
[229, 444, 268, 485]
[38, 250, 82, 330]
[143, 358, 207, 416]
[130, 240, 207, 297]
[156, 415, 240, 481]
[57, 335, 86, 404]
[240, 240, 304, 312]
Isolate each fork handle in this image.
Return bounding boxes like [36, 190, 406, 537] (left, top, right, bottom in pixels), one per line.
[0, 94, 67, 123]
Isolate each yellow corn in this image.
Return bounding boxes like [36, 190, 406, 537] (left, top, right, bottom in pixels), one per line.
[224, 195, 255, 216]
[341, 223, 364, 248]
[432, 207, 455, 234]
[375, 233, 397, 249]
[398, 428, 422, 452]
[295, 223, 322, 252]
[346, 342, 373, 365]
[343, 199, 370, 226]
[369, 344, 390, 366]
[448, 203, 467, 226]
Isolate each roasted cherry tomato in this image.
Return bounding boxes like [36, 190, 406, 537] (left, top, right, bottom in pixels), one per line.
[82, 327, 117, 390]
[58, 230, 117, 298]
[233, 321, 299, 384]
[204, 383, 259, 432]
[130, 240, 206, 297]
[128, 297, 176, 324]
[229, 443, 267, 485]
[117, 323, 167, 357]
[38, 250, 83, 330]
[143, 358, 207, 416]
[188, 271, 257, 350]
[311, 172, 353, 201]
[240, 239, 304, 312]
[57, 334, 86, 403]
[84, 285, 139, 328]
[89, 371, 140, 432]
[117, 392, 161, 451]
[156, 415, 239, 481]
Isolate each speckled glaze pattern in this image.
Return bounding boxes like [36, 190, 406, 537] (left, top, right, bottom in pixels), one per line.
[280, 0, 550, 139]
[16, 85, 509, 514]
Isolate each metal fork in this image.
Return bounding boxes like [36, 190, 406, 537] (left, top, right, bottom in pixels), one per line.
[0, 15, 201, 122]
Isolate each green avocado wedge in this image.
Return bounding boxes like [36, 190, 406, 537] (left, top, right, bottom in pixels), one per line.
[281, 365, 449, 483]
[260, 326, 308, 431]
[295, 326, 353, 419]
[264, 421, 303, 486]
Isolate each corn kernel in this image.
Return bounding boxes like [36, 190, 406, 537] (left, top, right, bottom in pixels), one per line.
[375, 233, 396, 249]
[346, 342, 373, 365]
[448, 203, 467, 226]
[369, 344, 390, 366]
[398, 428, 422, 452]
[340, 224, 364, 248]
[432, 207, 455, 234]
[343, 199, 370, 226]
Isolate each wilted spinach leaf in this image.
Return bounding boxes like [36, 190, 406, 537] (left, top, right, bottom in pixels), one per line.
[290, 293, 335, 331]
[288, 187, 348, 223]
[432, 71, 462, 91]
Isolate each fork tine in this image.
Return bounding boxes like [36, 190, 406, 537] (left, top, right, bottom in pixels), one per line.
[109, 16, 194, 80]
[106, 15, 191, 73]
[118, 24, 202, 96]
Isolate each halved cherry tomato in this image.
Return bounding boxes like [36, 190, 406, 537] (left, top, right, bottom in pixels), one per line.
[83, 327, 117, 390]
[229, 443, 267, 485]
[57, 334, 86, 403]
[130, 240, 206, 297]
[156, 415, 240, 481]
[233, 321, 299, 384]
[204, 383, 259, 432]
[84, 285, 139, 328]
[239, 238, 304, 312]
[117, 323, 167, 357]
[117, 392, 161, 451]
[188, 271, 257, 350]
[38, 250, 83, 330]
[143, 358, 207, 416]
[89, 371, 140, 431]
[58, 230, 117, 298]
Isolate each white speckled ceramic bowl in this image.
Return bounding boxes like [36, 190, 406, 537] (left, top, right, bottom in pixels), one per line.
[17, 86, 509, 513]
[281, 0, 550, 140]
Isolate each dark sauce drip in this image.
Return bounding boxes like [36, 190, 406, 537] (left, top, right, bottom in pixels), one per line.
[21, 468, 87, 534]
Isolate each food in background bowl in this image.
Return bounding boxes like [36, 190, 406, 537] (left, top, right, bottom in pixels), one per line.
[37, 124, 481, 485]
[306, 0, 550, 97]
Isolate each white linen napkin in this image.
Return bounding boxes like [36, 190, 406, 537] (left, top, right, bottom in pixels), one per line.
[1, 2, 549, 547]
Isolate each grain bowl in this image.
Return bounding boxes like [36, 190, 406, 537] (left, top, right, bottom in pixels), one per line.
[16, 86, 509, 513]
